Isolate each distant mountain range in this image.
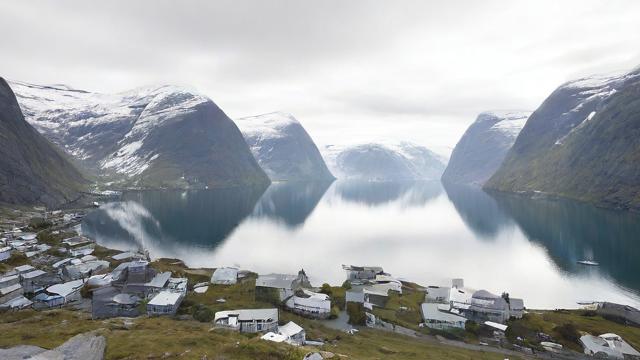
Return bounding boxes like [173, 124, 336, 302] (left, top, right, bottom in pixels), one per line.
[486, 67, 640, 210]
[10, 81, 269, 189]
[442, 110, 531, 186]
[235, 112, 334, 181]
[323, 142, 446, 181]
[0, 78, 86, 207]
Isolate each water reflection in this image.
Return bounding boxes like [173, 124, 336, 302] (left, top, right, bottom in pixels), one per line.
[334, 180, 441, 207]
[252, 181, 332, 228]
[490, 192, 640, 293]
[80, 180, 640, 308]
[82, 186, 267, 251]
[442, 182, 513, 239]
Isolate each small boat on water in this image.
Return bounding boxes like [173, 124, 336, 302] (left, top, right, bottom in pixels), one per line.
[577, 260, 599, 266]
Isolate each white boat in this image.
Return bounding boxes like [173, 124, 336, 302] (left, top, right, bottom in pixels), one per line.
[577, 260, 599, 266]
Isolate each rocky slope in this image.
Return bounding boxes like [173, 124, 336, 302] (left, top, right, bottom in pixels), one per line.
[441, 110, 531, 186]
[10, 81, 269, 189]
[235, 112, 334, 181]
[486, 67, 640, 210]
[0, 78, 86, 207]
[323, 142, 445, 181]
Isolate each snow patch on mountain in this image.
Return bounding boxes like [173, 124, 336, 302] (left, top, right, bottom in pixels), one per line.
[10, 81, 210, 177]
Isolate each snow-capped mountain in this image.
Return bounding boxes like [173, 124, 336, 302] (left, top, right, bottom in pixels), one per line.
[441, 110, 531, 186]
[235, 112, 334, 181]
[322, 141, 445, 181]
[10, 81, 269, 188]
[486, 67, 640, 210]
[0, 78, 86, 206]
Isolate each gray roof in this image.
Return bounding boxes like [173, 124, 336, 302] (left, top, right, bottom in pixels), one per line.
[256, 274, 297, 289]
[421, 303, 466, 323]
[21, 270, 46, 279]
[147, 272, 171, 288]
[215, 308, 278, 322]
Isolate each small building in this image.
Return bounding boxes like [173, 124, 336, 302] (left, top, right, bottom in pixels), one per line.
[20, 269, 47, 293]
[346, 284, 391, 309]
[285, 289, 331, 319]
[421, 303, 467, 330]
[147, 290, 184, 316]
[0, 246, 11, 262]
[14, 264, 35, 274]
[464, 290, 524, 324]
[214, 308, 278, 333]
[425, 286, 451, 303]
[211, 267, 239, 285]
[0, 295, 32, 309]
[580, 333, 640, 359]
[62, 236, 95, 257]
[596, 302, 640, 327]
[62, 260, 109, 281]
[0, 283, 24, 304]
[278, 321, 305, 345]
[0, 274, 20, 289]
[342, 265, 385, 283]
[33, 293, 65, 308]
[46, 279, 85, 303]
[92, 286, 141, 319]
[255, 270, 311, 303]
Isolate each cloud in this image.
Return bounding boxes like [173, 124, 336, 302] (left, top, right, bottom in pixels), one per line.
[1, 0, 639, 156]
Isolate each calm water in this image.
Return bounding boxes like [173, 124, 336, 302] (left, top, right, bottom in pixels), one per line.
[81, 181, 640, 309]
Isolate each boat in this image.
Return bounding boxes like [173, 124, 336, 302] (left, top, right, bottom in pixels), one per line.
[577, 260, 599, 266]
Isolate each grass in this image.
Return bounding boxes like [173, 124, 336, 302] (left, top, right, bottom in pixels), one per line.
[0, 308, 521, 360]
[371, 282, 426, 332]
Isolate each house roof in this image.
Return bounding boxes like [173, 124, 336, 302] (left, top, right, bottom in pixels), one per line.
[484, 321, 508, 332]
[14, 265, 35, 273]
[22, 270, 46, 279]
[580, 335, 623, 359]
[0, 274, 19, 284]
[146, 272, 171, 288]
[211, 267, 238, 283]
[47, 279, 85, 297]
[113, 293, 139, 305]
[214, 308, 278, 322]
[261, 332, 287, 343]
[421, 303, 467, 323]
[148, 290, 182, 306]
[278, 321, 304, 337]
[256, 274, 297, 289]
[0, 283, 22, 295]
[0, 246, 11, 252]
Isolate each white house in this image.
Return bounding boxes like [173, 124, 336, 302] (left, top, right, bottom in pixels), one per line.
[211, 267, 238, 285]
[421, 303, 467, 330]
[464, 290, 524, 324]
[214, 308, 278, 333]
[256, 270, 311, 303]
[20, 269, 47, 293]
[46, 279, 85, 303]
[285, 289, 331, 319]
[146, 290, 184, 316]
[278, 321, 306, 345]
[580, 333, 640, 359]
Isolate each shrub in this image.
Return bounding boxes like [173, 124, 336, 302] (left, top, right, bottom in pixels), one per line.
[341, 280, 352, 290]
[319, 283, 333, 296]
[553, 322, 580, 344]
[329, 305, 340, 319]
[29, 217, 51, 231]
[346, 302, 366, 325]
[192, 304, 215, 323]
[465, 320, 479, 335]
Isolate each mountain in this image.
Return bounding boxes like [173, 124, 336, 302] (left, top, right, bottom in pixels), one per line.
[441, 110, 531, 186]
[0, 78, 86, 207]
[323, 142, 446, 181]
[235, 112, 334, 181]
[10, 81, 269, 189]
[486, 67, 640, 210]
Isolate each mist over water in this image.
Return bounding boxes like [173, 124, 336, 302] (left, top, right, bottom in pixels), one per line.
[82, 180, 640, 309]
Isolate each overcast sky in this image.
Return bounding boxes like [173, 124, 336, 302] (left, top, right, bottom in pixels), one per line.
[2, 1, 640, 156]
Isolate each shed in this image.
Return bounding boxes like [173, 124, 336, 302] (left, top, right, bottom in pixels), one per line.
[147, 290, 184, 316]
[211, 267, 239, 285]
[279, 321, 305, 345]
